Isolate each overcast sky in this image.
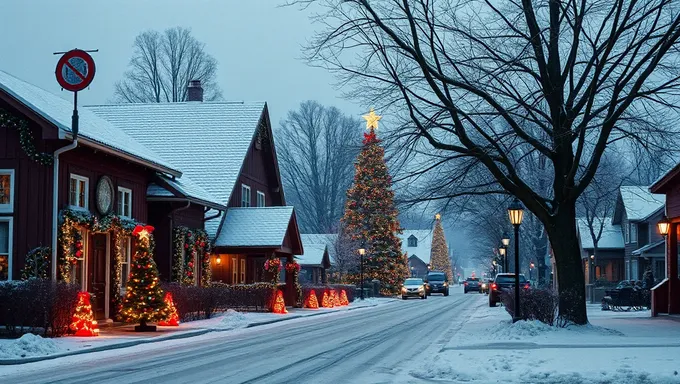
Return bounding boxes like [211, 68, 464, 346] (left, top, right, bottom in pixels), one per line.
[0, 0, 361, 126]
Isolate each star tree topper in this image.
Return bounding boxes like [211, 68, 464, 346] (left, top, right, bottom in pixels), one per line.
[435, 213, 441, 220]
[362, 108, 382, 130]
[133, 225, 155, 242]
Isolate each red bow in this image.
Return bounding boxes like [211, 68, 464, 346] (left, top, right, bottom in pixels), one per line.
[132, 225, 155, 237]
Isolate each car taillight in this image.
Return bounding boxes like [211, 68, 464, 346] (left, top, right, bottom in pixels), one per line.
[524, 284, 530, 289]
[491, 283, 497, 290]
[464, 282, 468, 286]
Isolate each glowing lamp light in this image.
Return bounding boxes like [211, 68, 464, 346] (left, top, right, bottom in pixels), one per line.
[359, 248, 365, 256]
[215, 256, 222, 265]
[658, 215, 671, 237]
[499, 247, 506, 256]
[507, 198, 524, 226]
[530, 262, 535, 269]
[501, 232, 510, 247]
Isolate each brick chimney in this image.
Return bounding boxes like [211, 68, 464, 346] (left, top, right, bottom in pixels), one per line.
[187, 80, 203, 102]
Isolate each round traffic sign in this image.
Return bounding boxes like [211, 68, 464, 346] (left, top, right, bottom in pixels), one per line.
[55, 49, 96, 92]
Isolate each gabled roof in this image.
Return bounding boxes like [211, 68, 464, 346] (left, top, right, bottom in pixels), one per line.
[632, 240, 665, 256]
[618, 186, 665, 222]
[300, 234, 338, 260]
[399, 229, 433, 263]
[87, 102, 266, 224]
[577, 217, 624, 250]
[147, 174, 226, 211]
[295, 243, 331, 268]
[214, 207, 299, 250]
[0, 70, 180, 176]
[651, 163, 680, 194]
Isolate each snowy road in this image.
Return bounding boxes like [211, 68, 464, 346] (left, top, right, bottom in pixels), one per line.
[0, 289, 481, 384]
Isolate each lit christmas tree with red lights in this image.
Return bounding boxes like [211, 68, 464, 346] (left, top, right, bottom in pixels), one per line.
[341, 108, 409, 296]
[120, 225, 169, 331]
[70, 292, 99, 336]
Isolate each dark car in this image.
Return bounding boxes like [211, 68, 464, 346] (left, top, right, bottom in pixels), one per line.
[464, 277, 480, 293]
[425, 271, 449, 296]
[489, 273, 529, 307]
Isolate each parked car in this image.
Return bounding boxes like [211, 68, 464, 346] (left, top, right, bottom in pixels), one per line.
[424, 271, 449, 296]
[488, 273, 529, 307]
[480, 278, 492, 294]
[464, 277, 481, 293]
[402, 278, 427, 300]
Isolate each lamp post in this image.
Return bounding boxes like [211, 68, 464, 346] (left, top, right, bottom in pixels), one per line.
[589, 254, 595, 283]
[508, 198, 524, 323]
[501, 232, 510, 272]
[499, 246, 507, 273]
[359, 247, 366, 300]
[530, 261, 535, 281]
[410, 266, 415, 277]
[492, 260, 497, 276]
[658, 215, 670, 279]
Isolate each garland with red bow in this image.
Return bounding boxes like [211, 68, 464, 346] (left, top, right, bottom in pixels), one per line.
[172, 227, 211, 286]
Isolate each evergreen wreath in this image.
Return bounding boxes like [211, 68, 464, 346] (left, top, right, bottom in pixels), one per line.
[0, 108, 53, 166]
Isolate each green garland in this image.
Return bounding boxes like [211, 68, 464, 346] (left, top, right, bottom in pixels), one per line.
[21, 247, 51, 280]
[0, 108, 53, 166]
[172, 227, 212, 286]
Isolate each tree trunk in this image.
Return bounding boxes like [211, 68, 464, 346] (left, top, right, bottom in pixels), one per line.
[545, 206, 588, 325]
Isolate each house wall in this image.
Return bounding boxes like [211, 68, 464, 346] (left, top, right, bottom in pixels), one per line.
[0, 101, 54, 279]
[667, 183, 680, 218]
[408, 256, 428, 278]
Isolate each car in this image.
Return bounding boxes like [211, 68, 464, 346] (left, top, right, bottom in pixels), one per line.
[464, 277, 481, 293]
[488, 273, 530, 307]
[401, 278, 427, 300]
[480, 278, 492, 294]
[424, 271, 449, 296]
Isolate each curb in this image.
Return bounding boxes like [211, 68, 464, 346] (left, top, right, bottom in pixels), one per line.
[0, 302, 387, 365]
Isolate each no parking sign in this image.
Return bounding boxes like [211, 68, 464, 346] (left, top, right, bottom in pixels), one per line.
[55, 49, 95, 92]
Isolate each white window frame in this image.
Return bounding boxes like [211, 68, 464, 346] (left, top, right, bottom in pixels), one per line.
[69, 174, 89, 210]
[232, 257, 238, 284]
[257, 191, 265, 207]
[408, 236, 417, 247]
[0, 170, 15, 213]
[240, 259, 246, 283]
[117, 187, 133, 218]
[241, 184, 251, 207]
[630, 223, 637, 243]
[0, 217, 13, 281]
[72, 229, 88, 291]
[120, 237, 132, 292]
[625, 223, 630, 244]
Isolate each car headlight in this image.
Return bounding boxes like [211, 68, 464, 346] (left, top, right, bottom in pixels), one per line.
[443, 282, 448, 287]
[418, 286, 425, 292]
[401, 286, 407, 293]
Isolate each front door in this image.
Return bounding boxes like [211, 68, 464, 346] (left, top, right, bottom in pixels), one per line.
[90, 234, 108, 319]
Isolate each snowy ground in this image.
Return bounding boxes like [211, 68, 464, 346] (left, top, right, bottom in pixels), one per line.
[408, 294, 680, 384]
[0, 297, 393, 362]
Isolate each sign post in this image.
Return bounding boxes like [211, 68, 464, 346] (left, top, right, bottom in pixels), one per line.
[55, 49, 96, 139]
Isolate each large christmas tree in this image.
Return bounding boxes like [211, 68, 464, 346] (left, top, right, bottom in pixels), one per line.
[341, 108, 408, 296]
[430, 214, 453, 282]
[120, 225, 168, 331]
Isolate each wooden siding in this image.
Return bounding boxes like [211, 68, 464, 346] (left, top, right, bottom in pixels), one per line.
[228, 133, 284, 208]
[668, 183, 680, 219]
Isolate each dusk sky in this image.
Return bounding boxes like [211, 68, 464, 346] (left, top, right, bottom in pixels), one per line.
[0, 1, 361, 126]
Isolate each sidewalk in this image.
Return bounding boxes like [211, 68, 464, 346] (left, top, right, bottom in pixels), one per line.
[409, 297, 680, 383]
[0, 297, 395, 365]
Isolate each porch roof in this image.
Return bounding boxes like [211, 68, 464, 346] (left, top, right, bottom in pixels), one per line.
[147, 174, 226, 211]
[214, 207, 302, 253]
[295, 243, 331, 268]
[632, 240, 665, 256]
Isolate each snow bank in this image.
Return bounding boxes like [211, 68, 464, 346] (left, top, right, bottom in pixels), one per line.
[487, 319, 624, 341]
[218, 309, 249, 330]
[0, 334, 61, 359]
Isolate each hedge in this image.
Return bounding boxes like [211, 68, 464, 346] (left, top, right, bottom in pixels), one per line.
[501, 288, 559, 326]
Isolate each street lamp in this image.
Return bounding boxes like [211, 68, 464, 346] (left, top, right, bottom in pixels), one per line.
[501, 232, 510, 247]
[590, 254, 595, 283]
[507, 198, 524, 323]
[529, 261, 535, 280]
[658, 215, 671, 237]
[499, 246, 507, 272]
[359, 247, 366, 300]
[410, 266, 415, 277]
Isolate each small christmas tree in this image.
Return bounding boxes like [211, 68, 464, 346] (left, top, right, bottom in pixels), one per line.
[70, 292, 99, 336]
[120, 225, 169, 331]
[332, 289, 341, 306]
[341, 108, 409, 295]
[339, 290, 350, 306]
[321, 290, 333, 308]
[430, 214, 453, 282]
[272, 290, 287, 314]
[158, 292, 180, 326]
[305, 290, 319, 309]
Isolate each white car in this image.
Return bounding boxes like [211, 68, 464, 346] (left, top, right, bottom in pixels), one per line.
[401, 278, 427, 300]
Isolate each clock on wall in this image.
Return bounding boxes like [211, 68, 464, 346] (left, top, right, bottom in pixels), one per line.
[96, 176, 114, 215]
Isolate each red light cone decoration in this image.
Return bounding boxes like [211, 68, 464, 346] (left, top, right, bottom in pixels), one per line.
[305, 290, 319, 309]
[332, 289, 341, 307]
[339, 290, 349, 306]
[272, 290, 288, 314]
[70, 292, 99, 336]
[157, 292, 180, 326]
[321, 290, 334, 308]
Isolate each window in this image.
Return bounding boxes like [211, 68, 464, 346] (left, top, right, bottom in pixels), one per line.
[257, 191, 265, 207]
[69, 174, 89, 209]
[0, 170, 14, 213]
[624, 223, 630, 243]
[117, 187, 132, 218]
[232, 257, 238, 284]
[0, 219, 12, 280]
[240, 259, 246, 283]
[241, 184, 251, 207]
[630, 223, 637, 243]
[408, 235, 418, 247]
[72, 230, 86, 290]
[120, 238, 132, 289]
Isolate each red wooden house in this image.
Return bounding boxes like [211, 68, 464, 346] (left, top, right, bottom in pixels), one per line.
[0, 71, 302, 320]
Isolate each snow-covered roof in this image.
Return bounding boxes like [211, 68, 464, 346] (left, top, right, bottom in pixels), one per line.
[147, 184, 175, 197]
[87, 101, 266, 236]
[620, 186, 665, 221]
[0, 70, 179, 176]
[295, 243, 328, 266]
[577, 217, 624, 250]
[214, 207, 294, 247]
[400, 229, 433, 263]
[159, 175, 225, 210]
[300, 234, 338, 260]
[632, 240, 664, 256]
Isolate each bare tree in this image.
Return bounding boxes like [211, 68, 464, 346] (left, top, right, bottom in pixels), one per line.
[114, 27, 222, 103]
[331, 224, 361, 283]
[277, 101, 362, 233]
[296, 0, 680, 324]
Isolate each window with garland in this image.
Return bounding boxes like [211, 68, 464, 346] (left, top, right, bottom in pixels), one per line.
[0, 219, 11, 280]
[0, 170, 14, 213]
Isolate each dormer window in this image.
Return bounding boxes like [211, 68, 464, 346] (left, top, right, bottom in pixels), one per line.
[408, 235, 418, 247]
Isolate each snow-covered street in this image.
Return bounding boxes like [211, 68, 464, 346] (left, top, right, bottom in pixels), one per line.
[2, 287, 678, 383]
